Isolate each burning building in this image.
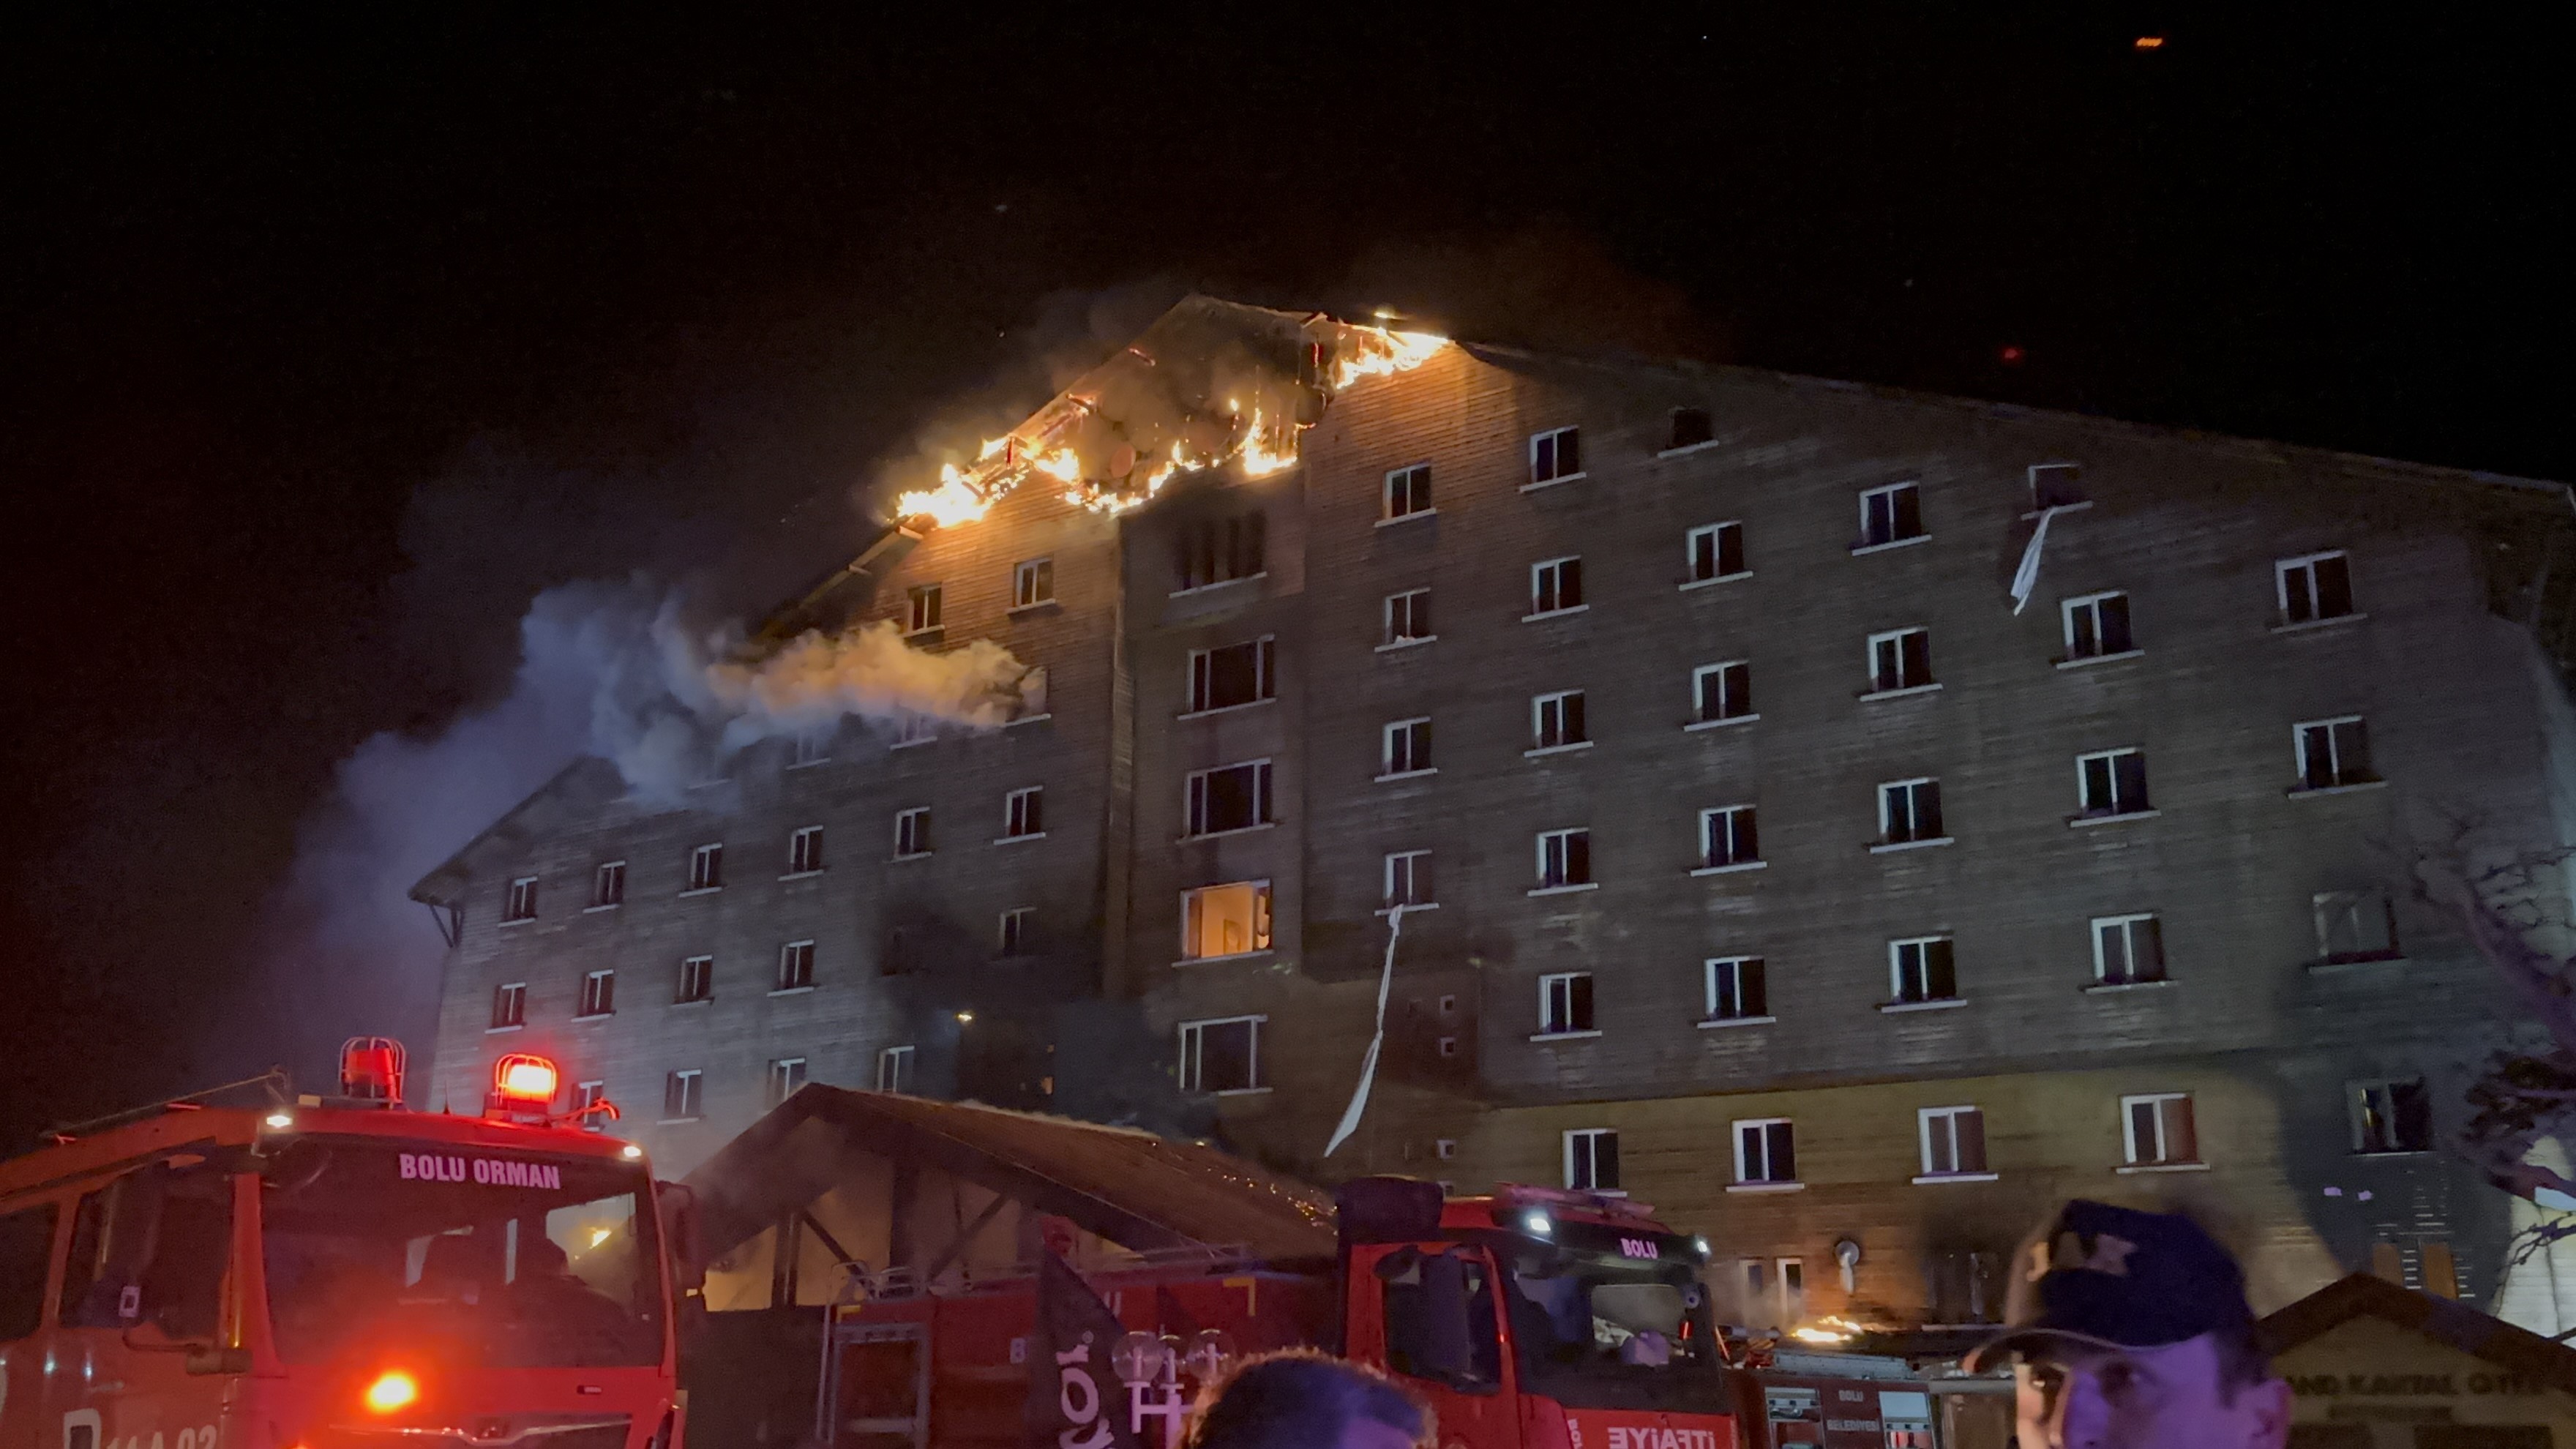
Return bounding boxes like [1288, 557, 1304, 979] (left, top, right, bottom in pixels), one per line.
[414, 295, 2576, 1339]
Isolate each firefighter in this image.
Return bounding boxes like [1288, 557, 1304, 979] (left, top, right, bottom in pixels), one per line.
[1965, 1199, 2290, 1449]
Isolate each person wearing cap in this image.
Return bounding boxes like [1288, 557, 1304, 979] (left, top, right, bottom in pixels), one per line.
[1965, 1199, 2291, 1448]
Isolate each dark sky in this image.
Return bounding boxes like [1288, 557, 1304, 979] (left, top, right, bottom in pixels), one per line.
[4, 10, 2568, 1138]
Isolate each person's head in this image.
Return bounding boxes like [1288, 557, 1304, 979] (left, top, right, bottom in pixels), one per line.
[1966, 1199, 2290, 1449]
[1186, 1349, 1429, 1449]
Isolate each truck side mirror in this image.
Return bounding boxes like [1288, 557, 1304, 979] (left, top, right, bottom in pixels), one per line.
[656, 1180, 706, 1295]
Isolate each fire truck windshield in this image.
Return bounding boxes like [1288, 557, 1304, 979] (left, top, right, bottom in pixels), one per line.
[260, 1138, 662, 1368]
[1504, 1247, 1727, 1415]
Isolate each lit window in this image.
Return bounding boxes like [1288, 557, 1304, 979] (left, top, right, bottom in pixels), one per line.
[577, 970, 615, 1019]
[1698, 806, 1761, 869]
[1889, 937, 1957, 1005]
[2122, 1093, 2197, 1167]
[906, 584, 943, 634]
[1532, 691, 1587, 752]
[1686, 521, 1746, 583]
[1867, 627, 1935, 693]
[1879, 779, 1945, 845]
[776, 940, 815, 992]
[2277, 550, 2355, 625]
[2077, 749, 2152, 818]
[1181, 882, 1272, 960]
[1919, 1106, 1988, 1177]
[765, 1057, 808, 1108]
[2294, 716, 2375, 790]
[875, 1045, 914, 1093]
[591, 861, 626, 907]
[787, 825, 825, 875]
[1384, 588, 1433, 646]
[1013, 558, 1055, 609]
[663, 1070, 703, 1121]
[687, 843, 723, 893]
[1564, 1128, 1619, 1191]
[490, 982, 525, 1030]
[1003, 787, 1045, 840]
[1383, 463, 1433, 520]
[1538, 972, 1595, 1036]
[1381, 718, 1434, 778]
[1185, 761, 1273, 836]
[1535, 828, 1592, 891]
[1734, 1119, 1797, 1185]
[1704, 956, 1767, 1022]
[1692, 662, 1754, 724]
[1857, 482, 1925, 548]
[999, 907, 1036, 957]
[677, 955, 713, 1004]
[2351, 1079, 2432, 1154]
[1384, 850, 1435, 910]
[894, 807, 932, 858]
[1178, 1016, 1263, 1093]
[503, 877, 538, 923]
[1529, 557, 1584, 617]
[1188, 637, 1276, 713]
[2062, 591, 2135, 660]
[1530, 426, 1582, 485]
[2092, 914, 2165, 984]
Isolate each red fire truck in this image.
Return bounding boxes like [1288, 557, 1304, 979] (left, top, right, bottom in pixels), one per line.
[0, 1042, 701, 1449]
[822, 1177, 1936, 1449]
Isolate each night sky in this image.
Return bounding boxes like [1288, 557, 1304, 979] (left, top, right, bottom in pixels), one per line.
[5, 11, 2568, 1139]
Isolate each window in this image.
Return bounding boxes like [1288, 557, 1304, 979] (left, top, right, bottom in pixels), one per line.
[790, 732, 831, 768]
[677, 955, 714, 1003]
[1687, 521, 1746, 583]
[1699, 806, 1761, 869]
[1000, 906, 1036, 956]
[1188, 637, 1276, 713]
[1693, 662, 1753, 724]
[1177, 512, 1267, 591]
[2122, 1093, 2198, 1167]
[1384, 588, 1433, 645]
[663, 1070, 703, 1121]
[2062, 591, 2134, 659]
[1530, 426, 1582, 484]
[577, 970, 615, 1018]
[894, 806, 932, 858]
[1178, 1016, 1263, 1093]
[2315, 890, 2400, 963]
[1013, 557, 1055, 608]
[1734, 1119, 1797, 1185]
[1181, 881, 1273, 959]
[1186, 760, 1273, 836]
[1669, 408, 1713, 452]
[574, 1080, 607, 1131]
[1531, 691, 1587, 751]
[787, 825, 825, 875]
[875, 1046, 915, 1093]
[1879, 779, 1945, 845]
[1385, 850, 1435, 910]
[1890, 937, 1958, 1005]
[1383, 463, 1433, 520]
[591, 861, 626, 907]
[1868, 628, 1935, 692]
[2029, 463, 2086, 509]
[2352, 1079, 2433, 1154]
[503, 876, 538, 923]
[2294, 716, 2375, 790]
[1382, 1235, 1503, 1390]
[2277, 550, 2356, 625]
[61, 1167, 231, 1337]
[905, 583, 943, 634]
[1535, 828, 1592, 891]
[893, 713, 939, 748]
[1776, 1260, 1806, 1326]
[766, 1057, 808, 1107]
[777, 940, 815, 992]
[1858, 482, 1925, 547]
[2077, 749, 2152, 817]
[490, 981, 526, 1030]
[1538, 972, 1595, 1036]
[2092, 915, 2166, 984]
[1920, 1107, 1990, 1178]
[1564, 1128, 1619, 1191]
[1705, 956, 1767, 1022]
[0, 1204, 61, 1341]
[687, 843, 723, 892]
[1003, 787, 1045, 839]
[1011, 664, 1049, 722]
[1529, 556, 1584, 616]
[1382, 718, 1434, 777]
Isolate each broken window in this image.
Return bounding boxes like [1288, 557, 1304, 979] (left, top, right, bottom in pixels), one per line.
[1530, 426, 1582, 485]
[1879, 779, 1944, 845]
[1688, 521, 1746, 583]
[1181, 881, 1272, 959]
[2314, 889, 2400, 963]
[2092, 914, 2165, 984]
[2277, 550, 2355, 624]
[1189, 637, 1276, 712]
[1920, 1106, 1988, 1177]
[2295, 716, 2374, 790]
[1868, 628, 1935, 693]
[1705, 956, 1767, 1022]
[1693, 661, 1753, 724]
[1564, 1128, 1619, 1191]
[1382, 718, 1433, 777]
[1535, 828, 1591, 890]
[2351, 1079, 2433, 1154]
[1177, 512, 1267, 591]
[1699, 806, 1761, 869]
[2077, 749, 2151, 817]
[2122, 1093, 2196, 1166]
[1385, 588, 1433, 645]
[905, 584, 943, 634]
[1383, 463, 1432, 520]
[1669, 408, 1714, 451]
[1179, 1016, 1262, 1093]
[1858, 482, 1925, 548]
[1734, 1119, 1796, 1184]
[1530, 557, 1584, 616]
[1531, 691, 1587, 751]
[1538, 972, 1594, 1036]
[1186, 761, 1273, 836]
[1890, 937, 1957, 1004]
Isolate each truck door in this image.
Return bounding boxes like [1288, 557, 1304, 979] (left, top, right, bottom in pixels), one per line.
[0, 1202, 63, 1449]
[1373, 1246, 1517, 1449]
[41, 1164, 232, 1449]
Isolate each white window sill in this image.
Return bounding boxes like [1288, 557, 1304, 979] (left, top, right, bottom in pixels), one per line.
[671, 997, 711, 1008]
[1377, 508, 1438, 528]
[903, 626, 944, 643]
[1525, 741, 1594, 759]
[1851, 533, 1932, 556]
[785, 757, 831, 770]
[1678, 572, 1753, 592]
[574, 1011, 613, 1023]
[1527, 882, 1600, 898]
[499, 916, 536, 929]
[768, 985, 815, 997]
[2287, 780, 2388, 799]
[1685, 713, 1759, 732]
[2084, 978, 2176, 995]
[1521, 604, 1591, 623]
[1520, 471, 1589, 493]
[779, 870, 825, 882]
[1004, 711, 1052, 728]
[1528, 1029, 1603, 1043]
[2022, 499, 2094, 521]
[1175, 949, 1276, 967]
[656, 1117, 705, 1127]
[2057, 648, 2145, 670]
[1690, 860, 1768, 877]
[1179, 697, 1277, 722]
[2069, 809, 2160, 828]
[2307, 954, 2408, 975]
[1870, 836, 1955, 855]
[2273, 612, 2367, 635]
[891, 850, 934, 862]
[1913, 1172, 2001, 1185]
[1376, 768, 1439, 784]
[678, 886, 723, 898]
[994, 832, 1047, 846]
[1210, 1086, 1274, 1098]
[1006, 599, 1060, 617]
[2115, 1161, 2210, 1175]
[1169, 572, 1268, 599]
[485, 1024, 524, 1035]
[1658, 440, 1724, 460]
[1879, 998, 1968, 1014]
[2351, 1148, 2437, 1160]
[1726, 1180, 1806, 1194]
[889, 734, 937, 750]
[1374, 902, 1439, 917]
[1181, 822, 1278, 844]
[1376, 634, 1437, 653]
[1699, 1015, 1776, 1030]
[1860, 682, 1943, 701]
[583, 902, 623, 914]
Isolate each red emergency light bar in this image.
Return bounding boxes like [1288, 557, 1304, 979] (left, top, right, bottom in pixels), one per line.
[340, 1036, 407, 1104]
[490, 1053, 560, 1112]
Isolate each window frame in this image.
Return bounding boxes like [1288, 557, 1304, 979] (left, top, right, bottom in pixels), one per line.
[1530, 690, 1588, 752]
[1562, 1127, 1620, 1192]
[1532, 827, 1593, 893]
[894, 806, 933, 859]
[577, 968, 615, 1019]
[1685, 520, 1748, 585]
[1528, 426, 1583, 487]
[2275, 550, 2356, 626]
[999, 905, 1036, 957]
[663, 1069, 704, 1123]
[686, 842, 724, 893]
[1690, 661, 1755, 727]
[503, 876, 539, 924]
[1383, 850, 1435, 911]
[1002, 785, 1046, 841]
[775, 939, 817, 993]
[1877, 777, 1945, 846]
[1865, 626, 1936, 694]
[1696, 805, 1762, 872]
[2313, 889, 2401, 965]
[875, 1045, 915, 1094]
[2029, 463, 2086, 510]
[1186, 636, 1277, 715]
[591, 860, 626, 909]
[1857, 481, 1926, 550]
[677, 954, 714, 1004]
[1917, 1105, 1992, 1181]
[1731, 1117, 1798, 1187]
[2293, 715, 2375, 791]
[1703, 956, 1770, 1025]
[1179, 880, 1274, 962]
[1382, 463, 1434, 521]
[1184, 760, 1274, 837]
[1177, 1014, 1267, 1096]
[766, 1057, 809, 1107]
[1888, 936, 1959, 1006]
[2061, 590, 2136, 662]
[789, 733, 831, 768]
[1380, 717, 1435, 779]
[905, 583, 944, 634]
[1527, 556, 1585, 619]
[2349, 1077, 2435, 1156]
[1012, 557, 1056, 610]
[2119, 1092, 2199, 1169]
[786, 825, 825, 876]
[1382, 588, 1434, 648]
[574, 1080, 607, 1132]
[1535, 971, 1597, 1038]
[490, 981, 527, 1031]
[2090, 913, 2167, 985]
[2075, 748, 2152, 819]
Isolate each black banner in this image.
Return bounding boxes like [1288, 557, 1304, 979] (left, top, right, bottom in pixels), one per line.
[1026, 1251, 1145, 1449]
